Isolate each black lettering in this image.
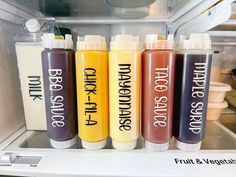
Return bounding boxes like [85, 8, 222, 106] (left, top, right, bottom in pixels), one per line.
[118, 64, 132, 131]
[28, 76, 43, 100]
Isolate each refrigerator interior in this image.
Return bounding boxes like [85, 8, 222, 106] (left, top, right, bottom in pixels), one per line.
[0, 0, 235, 176]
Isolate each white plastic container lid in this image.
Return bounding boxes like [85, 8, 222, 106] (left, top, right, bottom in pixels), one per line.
[112, 139, 137, 150]
[110, 34, 140, 51]
[145, 140, 169, 151]
[106, 0, 155, 8]
[113, 7, 149, 19]
[144, 34, 174, 50]
[50, 136, 77, 149]
[209, 82, 232, 92]
[42, 33, 73, 49]
[82, 139, 106, 150]
[178, 33, 211, 50]
[25, 19, 41, 33]
[77, 35, 107, 51]
[208, 101, 228, 109]
[176, 139, 201, 151]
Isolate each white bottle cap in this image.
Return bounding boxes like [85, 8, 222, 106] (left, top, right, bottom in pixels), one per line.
[77, 35, 107, 51]
[176, 139, 202, 151]
[25, 19, 41, 33]
[110, 34, 140, 51]
[42, 33, 73, 49]
[145, 34, 158, 43]
[65, 34, 74, 49]
[178, 35, 188, 50]
[50, 136, 77, 149]
[178, 33, 211, 50]
[112, 139, 137, 151]
[81, 139, 107, 150]
[144, 34, 174, 50]
[145, 140, 169, 151]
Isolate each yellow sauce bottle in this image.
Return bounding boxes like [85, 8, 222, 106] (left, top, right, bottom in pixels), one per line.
[109, 35, 141, 150]
[76, 35, 108, 150]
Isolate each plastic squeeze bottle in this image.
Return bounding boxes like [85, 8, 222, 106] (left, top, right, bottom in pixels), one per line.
[173, 33, 212, 151]
[142, 34, 176, 151]
[109, 35, 141, 150]
[41, 33, 78, 149]
[76, 35, 109, 150]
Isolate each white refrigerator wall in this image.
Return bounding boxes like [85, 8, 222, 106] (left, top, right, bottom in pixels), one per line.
[0, 19, 25, 143]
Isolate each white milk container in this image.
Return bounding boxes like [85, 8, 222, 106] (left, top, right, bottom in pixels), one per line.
[14, 19, 54, 130]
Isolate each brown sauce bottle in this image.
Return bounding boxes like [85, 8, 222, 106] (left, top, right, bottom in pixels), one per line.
[142, 34, 176, 151]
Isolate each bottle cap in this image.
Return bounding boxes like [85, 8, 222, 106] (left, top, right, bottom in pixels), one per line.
[25, 19, 41, 33]
[176, 139, 201, 151]
[81, 139, 107, 150]
[178, 35, 188, 50]
[112, 139, 137, 150]
[64, 34, 73, 49]
[178, 33, 211, 50]
[145, 140, 169, 151]
[49, 136, 77, 149]
[110, 34, 140, 51]
[42, 33, 73, 49]
[144, 34, 174, 50]
[77, 35, 107, 51]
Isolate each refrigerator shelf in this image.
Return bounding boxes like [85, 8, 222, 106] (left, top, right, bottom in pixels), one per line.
[55, 16, 168, 24]
[3, 119, 236, 152]
[0, 119, 235, 177]
[208, 31, 236, 37]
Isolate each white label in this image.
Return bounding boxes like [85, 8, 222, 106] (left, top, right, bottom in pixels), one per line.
[48, 69, 65, 128]
[189, 63, 207, 134]
[153, 67, 169, 128]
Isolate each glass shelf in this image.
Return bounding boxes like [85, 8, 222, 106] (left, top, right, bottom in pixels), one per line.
[6, 118, 236, 151]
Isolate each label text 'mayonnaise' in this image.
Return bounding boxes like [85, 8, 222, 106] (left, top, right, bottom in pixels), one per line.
[118, 64, 132, 131]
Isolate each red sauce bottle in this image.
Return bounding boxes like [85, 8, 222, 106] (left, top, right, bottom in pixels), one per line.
[142, 34, 176, 151]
